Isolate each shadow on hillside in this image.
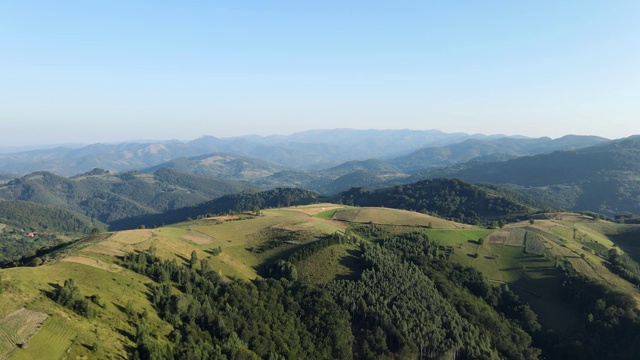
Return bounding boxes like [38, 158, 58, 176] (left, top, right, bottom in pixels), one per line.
[41, 282, 61, 300]
[116, 327, 136, 343]
[175, 253, 189, 265]
[505, 271, 580, 334]
[252, 243, 313, 278]
[335, 248, 365, 281]
[112, 301, 127, 314]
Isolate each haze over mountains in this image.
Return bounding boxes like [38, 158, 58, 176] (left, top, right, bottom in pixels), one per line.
[0, 129, 606, 176]
[3, 128, 640, 360]
[0, 129, 637, 219]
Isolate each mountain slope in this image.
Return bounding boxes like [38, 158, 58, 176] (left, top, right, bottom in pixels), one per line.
[108, 187, 320, 230]
[3, 206, 640, 359]
[337, 178, 532, 225]
[142, 152, 286, 180]
[392, 135, 608, 172]
[0, 168, 256, 225]
[418, 136, 640, 215]
[0, 129, 531, 176]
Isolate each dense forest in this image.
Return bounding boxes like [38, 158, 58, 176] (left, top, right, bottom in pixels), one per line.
[114, 222, 640, 359]
[118, 231, 541, 359]
[419, 137, 640, 216]
[338, 178, 532, 225]
[0, 200, 101, 265]
[109, 188, 320, 230]
[0, 200, 98, 233]
[0, 168, 254, 224]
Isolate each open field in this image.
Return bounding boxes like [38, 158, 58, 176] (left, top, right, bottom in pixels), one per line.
[0, 309, 48, 359]
[296, 243, 363, 283]
[61, 256, 122, 272]
[424, 228, 495, 244]
[3, 205, 640, 356]
[0, 258, 171, 359]
[286, 203, 348, 216]
[7, 317, 76, 360]
[333, 207, 473, 229]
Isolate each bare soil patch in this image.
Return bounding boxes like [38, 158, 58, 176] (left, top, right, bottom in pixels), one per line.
[486, 229, 510, 245]
[182, 234, 213, 244]
[61, 256, 121, 272]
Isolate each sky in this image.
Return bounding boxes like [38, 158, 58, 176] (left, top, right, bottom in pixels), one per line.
[1, 1, 639, 146]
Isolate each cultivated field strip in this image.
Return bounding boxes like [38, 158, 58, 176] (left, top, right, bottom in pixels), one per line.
[0, 308, 48, 359]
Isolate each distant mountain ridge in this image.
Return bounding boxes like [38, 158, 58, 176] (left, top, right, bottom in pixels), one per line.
[391, 135, 608, 171]
[415, 137, 640, 215]
[0, 129, 555, 176]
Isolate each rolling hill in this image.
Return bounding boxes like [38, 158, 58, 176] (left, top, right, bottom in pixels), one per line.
[417, 136, 640, 216]
[108, 187, 320, 230]
[2, 205, 640, 359]
[0, 129, 519, 176]
[336, 178, 533, 225]
[141, 152, 287, 180]
[0, 200, 104, 265]
[391, 135, 608, 172]
[0, 168, 255, 225]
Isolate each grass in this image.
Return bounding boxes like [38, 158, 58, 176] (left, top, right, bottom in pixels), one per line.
[582, 223, 640, 260]
[315, 209, 338, 219]
[340, 207, 474, 229]
[4, 205, 640, 356]
[296, 243, 363, 283]
[8, 316, 76, 360]
[0, 258, 170, 359]
[424, 228, 496, 244]
[0, 309, 48, 358]
[505, 228, 527, 246]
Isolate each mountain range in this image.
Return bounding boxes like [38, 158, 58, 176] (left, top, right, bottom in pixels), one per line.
[0, 129, 604, 177]
[0, 129, 638, 221]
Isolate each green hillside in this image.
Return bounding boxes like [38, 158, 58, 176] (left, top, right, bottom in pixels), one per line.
[391, 135, 607, 172]
[3, 205, 640, 359]
[337, 178, 533, 225]
[0, 168, 255, 226]
[420, 137, 640, 216]
[142, 152, 287, 180]
[0, 200, 103, 265]
[108, 187, 320, 230]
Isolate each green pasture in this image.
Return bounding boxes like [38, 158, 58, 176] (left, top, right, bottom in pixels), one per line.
[424, 228, 495, 244]
[8, 317, 76, 360]
[315, 209, 339, 219]
[296, 243, 363, 284]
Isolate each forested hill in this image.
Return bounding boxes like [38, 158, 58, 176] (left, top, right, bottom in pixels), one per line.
[0, 200, 98, 234]
[337, 178, 532, 225]
[0, 168, 255, 225]
[142, 152, 287, 180]
[419, 136, 640, 215]
[391, 135, 608, 171]
[109, 188, 320, 230]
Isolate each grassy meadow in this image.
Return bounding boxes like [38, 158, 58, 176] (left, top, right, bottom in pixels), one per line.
[2, 205, 640, 358]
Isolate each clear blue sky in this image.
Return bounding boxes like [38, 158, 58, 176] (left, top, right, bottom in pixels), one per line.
[1, 1, 638, 145]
